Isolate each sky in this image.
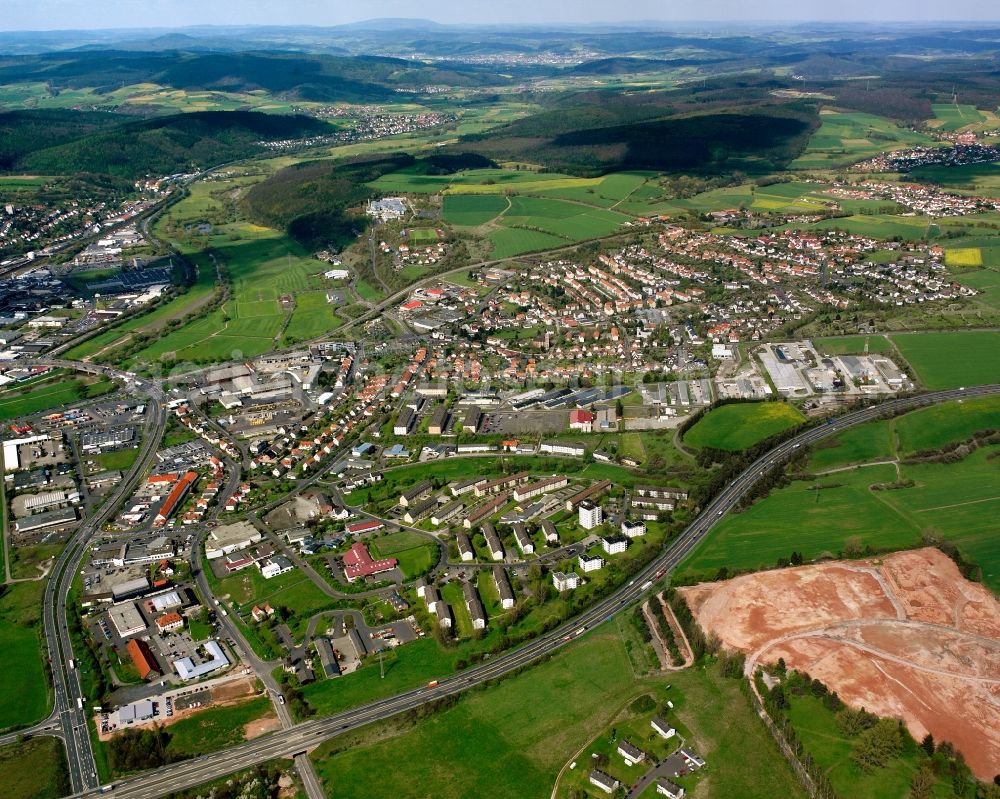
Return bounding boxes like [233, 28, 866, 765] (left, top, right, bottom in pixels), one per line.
[2, 0, 1000, 31]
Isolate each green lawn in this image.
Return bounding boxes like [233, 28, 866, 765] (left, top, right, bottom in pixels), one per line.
[0, 737, 69, 799]
[890, 330, 1000, 389]
[0, 582, 50, 730]
[369, 534, 437, 579]
[0, 377, 114, 422]
[166, 697, 274, 758]
[683, 402, 806, 451]
[311, 628, 807, 799]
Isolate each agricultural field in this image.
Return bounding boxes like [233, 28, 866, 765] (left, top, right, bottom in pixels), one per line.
[0, 737, 69, 799]
[99, 175, 344, 367]
[443, 194, 509, 226]
[0, 582, 51, 730]
[953, 268, 1000, 310]
[893, 395, 1000, 454]
[790, 111, 937, 170]
[889, 330, 1000, 389]
[488, 227, 568, 259]
[944, 247, 984, 268]
[908, 162, 1000, 195]
[683, 402, 806, 451]
[812, 334, 893, 355]
[930, 103, 986, 132]
[807, 418, 895, 472]
[311, 628, 807, 799]
[679, 443, 1000, 591]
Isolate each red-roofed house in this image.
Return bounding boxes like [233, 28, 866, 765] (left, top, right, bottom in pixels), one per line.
[346, 519, 383, 535]
[569, 409, 595, 433]
[342, 542, 397, 583]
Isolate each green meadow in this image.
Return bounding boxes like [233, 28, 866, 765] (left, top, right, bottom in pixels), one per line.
[889, 330, 1000, 389]
[683, 402, 806, 451]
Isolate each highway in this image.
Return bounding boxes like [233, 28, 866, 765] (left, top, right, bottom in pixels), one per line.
[34, 366, 167, 794]
[61, 383, 998, 798]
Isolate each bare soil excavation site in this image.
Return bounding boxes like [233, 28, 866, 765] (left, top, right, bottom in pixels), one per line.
[680, 548, 1000, 779]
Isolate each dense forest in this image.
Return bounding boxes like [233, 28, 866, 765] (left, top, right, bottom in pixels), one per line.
[458, 102, 820, 175]
[1, 110, 329, 179]
[241, 153, 413, 251]
[0, 50, 512, 101]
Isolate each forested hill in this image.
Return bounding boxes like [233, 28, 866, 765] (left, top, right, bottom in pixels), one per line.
[0, 50, 511, 101]
[1, 110, 329, 179]
[456, 101, 820, 176]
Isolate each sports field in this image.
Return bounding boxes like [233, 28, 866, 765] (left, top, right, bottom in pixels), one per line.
[310, 628, 807, 799]
[683, 402, 806, 451]
[889, 330, 1000, 389]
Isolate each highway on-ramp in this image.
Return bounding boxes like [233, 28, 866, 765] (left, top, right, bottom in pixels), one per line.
[63, 383, 999, 798]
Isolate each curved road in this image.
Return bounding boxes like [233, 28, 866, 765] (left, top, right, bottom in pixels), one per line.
[59, 383, 999, 798]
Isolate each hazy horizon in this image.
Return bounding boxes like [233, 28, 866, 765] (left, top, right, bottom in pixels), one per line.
[3, 1, 1000, 33]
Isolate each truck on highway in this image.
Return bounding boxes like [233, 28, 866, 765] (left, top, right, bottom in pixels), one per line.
[98, 785, 114, 793]
[77, 698, 84, 709]
[69, 659, 76, 670]
[640, 580, 653, 591]
[427, 680, 440, 688]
